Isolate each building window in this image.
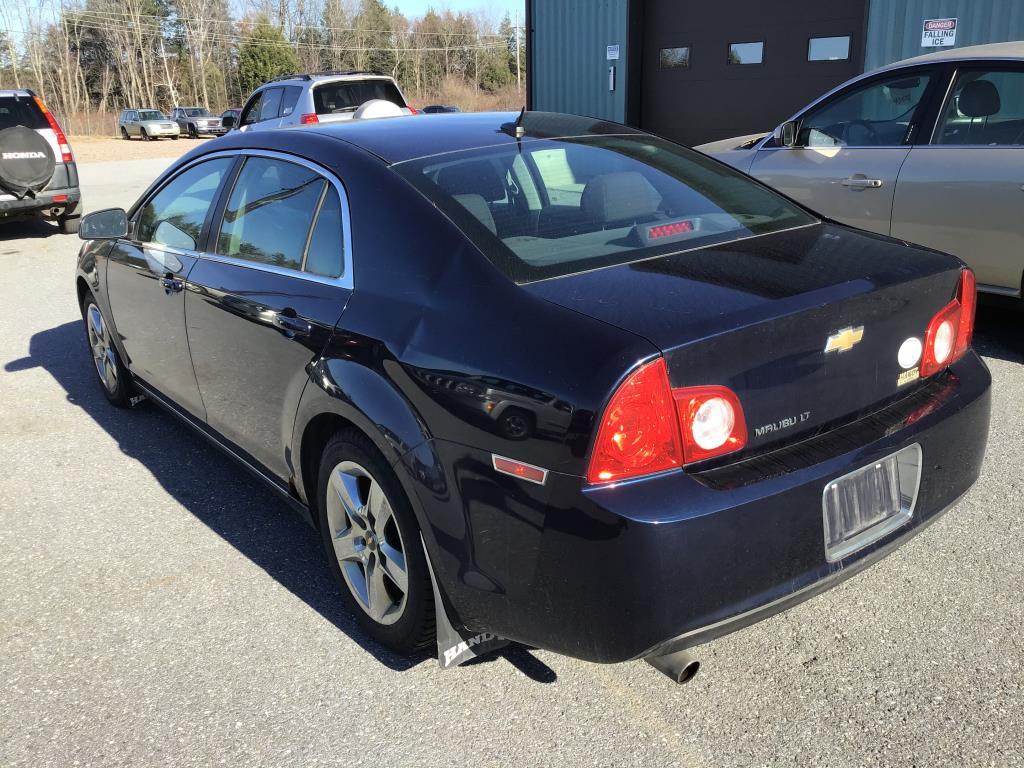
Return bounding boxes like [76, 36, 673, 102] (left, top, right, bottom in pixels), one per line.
[728, 41, 764, 65]
[659, 47, 690, 69]
[808, 36, 851, 61]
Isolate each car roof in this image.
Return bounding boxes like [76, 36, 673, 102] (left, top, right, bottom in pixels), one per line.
[885, 40, 1024, 70]
[298, 110, 644, 165]
[0, 89, 35, 98]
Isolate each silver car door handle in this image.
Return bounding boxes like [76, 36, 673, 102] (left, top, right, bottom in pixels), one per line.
[841, 176, 883, 189]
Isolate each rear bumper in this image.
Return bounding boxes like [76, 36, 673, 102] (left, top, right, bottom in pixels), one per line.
[412, 353, 991, 664]
[0, 161, 81, 219]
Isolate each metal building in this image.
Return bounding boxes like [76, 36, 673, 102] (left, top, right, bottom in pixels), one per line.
[526, 0, 1024, 145]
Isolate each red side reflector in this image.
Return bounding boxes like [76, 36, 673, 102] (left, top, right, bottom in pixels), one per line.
[52, 194, 67, 202]
[33, 95, 73, 163]
[492, 455, 548, 485]
[648, 220, 694, 240]
[300, 113, 319, 125]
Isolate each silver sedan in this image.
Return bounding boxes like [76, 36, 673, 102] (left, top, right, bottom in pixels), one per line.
[698, 41, 1024, 301]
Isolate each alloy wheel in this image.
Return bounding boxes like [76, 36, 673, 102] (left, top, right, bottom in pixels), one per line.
[325, 461, 409, 625]
[86, 303, 118, 394]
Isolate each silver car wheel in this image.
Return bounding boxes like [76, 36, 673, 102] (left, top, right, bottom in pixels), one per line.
[86, 303, 118, 394]
[325, 461, 409, 626]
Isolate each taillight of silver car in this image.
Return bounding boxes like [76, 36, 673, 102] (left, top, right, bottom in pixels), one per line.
[586, 357, 748, 484]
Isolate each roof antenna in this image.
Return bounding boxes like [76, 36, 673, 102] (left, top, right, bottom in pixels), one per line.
[514, 106, 526, 139]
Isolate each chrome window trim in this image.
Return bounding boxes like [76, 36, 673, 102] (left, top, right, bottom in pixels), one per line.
[136, 148, 354, 290]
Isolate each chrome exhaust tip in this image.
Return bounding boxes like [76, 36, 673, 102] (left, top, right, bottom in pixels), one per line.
[645, 649, 700, 684]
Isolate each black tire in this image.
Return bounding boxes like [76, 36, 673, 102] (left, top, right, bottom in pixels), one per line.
[141, 128, 150, 142]
[81, 295, 133, 407]
[121, 127, 130, 140]
[172, 135, 179, 140]
[59, 215, 81, 235]
[188, 125, 198, 139]
[315, 430, 434, 654]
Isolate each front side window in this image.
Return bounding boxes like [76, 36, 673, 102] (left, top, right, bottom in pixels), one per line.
[797, 70, 933, 147]
[138, 110, 163, 121]
[313, 80, 406, 115]
[936, 68, 1024, 145]
[259, 88, 283, 121]
[728, 41, 763, 65]
[217, 157, 325, 271]
[396, 135, 816, 283]
[660, 47, 690, 69]
[808, 36, 851, 61]
[136, 158, 233, 249]
[186, 108, 211, 118]
[240, 93, 263, 126]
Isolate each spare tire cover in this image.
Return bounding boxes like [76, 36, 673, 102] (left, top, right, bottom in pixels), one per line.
[353, 99, 405, 120]
[0, 125, 56, 198]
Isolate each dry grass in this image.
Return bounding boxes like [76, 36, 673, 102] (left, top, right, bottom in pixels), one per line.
[414, 77, 525, 112]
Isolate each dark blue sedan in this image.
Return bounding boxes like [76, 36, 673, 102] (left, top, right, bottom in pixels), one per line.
[74, 111, 990, 683]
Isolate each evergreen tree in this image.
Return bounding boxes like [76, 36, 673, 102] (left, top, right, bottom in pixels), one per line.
[238, 16, 298, 95]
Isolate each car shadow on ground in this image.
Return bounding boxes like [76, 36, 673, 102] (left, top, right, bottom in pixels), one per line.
[974, 299, 1023, 364]
[6, 320, 556, 683]
[0, 217, 60, 242]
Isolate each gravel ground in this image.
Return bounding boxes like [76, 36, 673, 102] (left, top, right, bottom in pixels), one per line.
[69, 135, 201, 163]
[0, 159, 1022, 767]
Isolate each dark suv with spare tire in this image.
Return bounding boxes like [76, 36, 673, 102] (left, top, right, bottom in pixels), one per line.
[0, 89, 82, 234]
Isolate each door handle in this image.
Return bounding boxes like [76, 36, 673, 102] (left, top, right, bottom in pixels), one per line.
[273, 310, 312, 337]
[160, 273, 184, 294]
[841, 175, 883, 189]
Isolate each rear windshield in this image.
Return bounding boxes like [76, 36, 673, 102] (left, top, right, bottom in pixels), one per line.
[313, 80, 406, 114]
[0, 96, 47, 130]
[394, 134, 817, 283]
[185, 108, 211, 117]
[138, 110, 164, 121]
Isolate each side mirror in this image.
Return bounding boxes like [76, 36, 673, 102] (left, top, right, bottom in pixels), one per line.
[222, 114, 236, 129]
[775, 120, 799, 148]
[79, 208, 128, 240]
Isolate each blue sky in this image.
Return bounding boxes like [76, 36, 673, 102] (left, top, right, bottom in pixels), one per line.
[394, 0, 524, 20]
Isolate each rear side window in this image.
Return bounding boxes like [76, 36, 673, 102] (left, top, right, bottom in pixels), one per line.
[136, 158, 233, 249]
[313, 80, 406, 114]
[936, 68, 1024, 145]
[217, 157, 325, 271]
[258, 88, 283, 121]
[281, 86, 302, 117]
[395, 135, 816, 283]
[0, 97, 47, 130]
[304, 188, 344, 277]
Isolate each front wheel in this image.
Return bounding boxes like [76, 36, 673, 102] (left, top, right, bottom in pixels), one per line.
[316, 431, 434, 654]
[171, 134, 179, 140]
[141, 129, 150, 142]
[188, 125, 198, 139]
[82, 298, 132, 407]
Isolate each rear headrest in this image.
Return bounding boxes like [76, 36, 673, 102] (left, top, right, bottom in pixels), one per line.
[581, 172, 660, 226]
[437, 160, 506, 202]
[454, 194, 496, 235]
[959, 80, 1000, 118]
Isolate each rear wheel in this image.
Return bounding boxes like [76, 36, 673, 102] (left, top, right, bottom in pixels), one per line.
[81, 297, 132, 407]
[316, 431, 434, 654]
[59, 215, 81, 235]
[121, 127, 130, 140]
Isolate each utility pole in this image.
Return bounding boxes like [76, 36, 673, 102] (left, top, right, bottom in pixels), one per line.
[514, 8, 521, 93]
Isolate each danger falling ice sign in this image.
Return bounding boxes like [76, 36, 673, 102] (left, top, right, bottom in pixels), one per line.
[922, 18, 957, 48]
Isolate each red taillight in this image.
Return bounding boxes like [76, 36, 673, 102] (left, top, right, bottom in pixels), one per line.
[587, 358, 747, 484]
[300, 113, 319, 125]
[33, 95, 73, 163]
[587, 358, 682, 484]
[921, 269, 975, 377]
[674, 386, 748, 463]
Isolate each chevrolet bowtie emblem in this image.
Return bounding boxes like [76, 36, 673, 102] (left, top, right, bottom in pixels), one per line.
[824, 326, 864, 353]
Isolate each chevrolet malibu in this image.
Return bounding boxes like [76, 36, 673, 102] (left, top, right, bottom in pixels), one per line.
[74, 112, 990, 682]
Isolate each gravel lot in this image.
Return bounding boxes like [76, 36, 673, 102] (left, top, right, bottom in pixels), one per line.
[69, 134, 200, 163]
[1, 158, 1022, 767]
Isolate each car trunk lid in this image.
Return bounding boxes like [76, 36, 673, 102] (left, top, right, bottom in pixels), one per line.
[524, 223, 964, 455]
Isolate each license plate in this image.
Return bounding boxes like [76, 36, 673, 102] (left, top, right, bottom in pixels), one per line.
[822, 444, 921, 562]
